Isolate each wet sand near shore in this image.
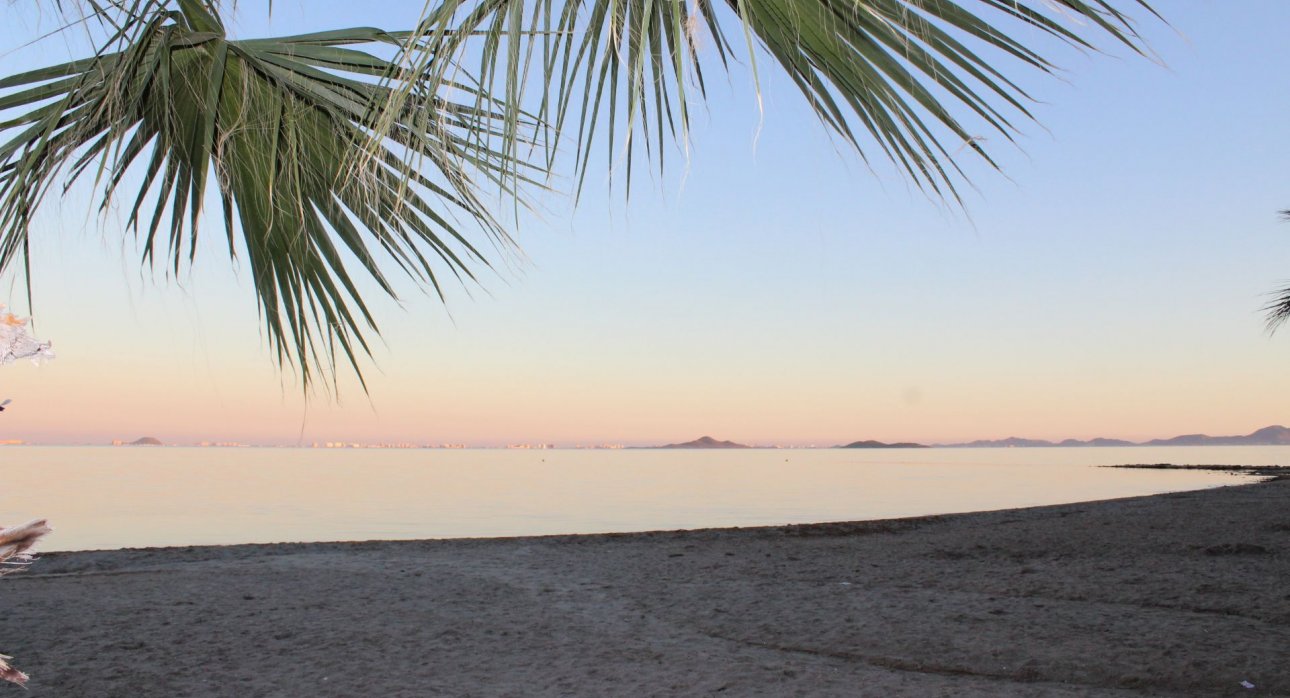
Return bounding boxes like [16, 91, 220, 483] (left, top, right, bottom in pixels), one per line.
[2, 477, 1288, 697]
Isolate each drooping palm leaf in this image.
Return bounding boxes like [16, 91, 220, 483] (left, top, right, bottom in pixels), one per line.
[1265, 209, 1290, 333]
[0, 0, 536, 391]
[2, 0, 1165, 391]
[395, 0, 1159, 202]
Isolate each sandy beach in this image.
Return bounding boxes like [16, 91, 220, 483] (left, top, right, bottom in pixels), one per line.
[2, 476, 1288, 697]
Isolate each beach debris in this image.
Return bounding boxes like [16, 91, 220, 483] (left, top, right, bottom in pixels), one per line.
[0, 655, 28, 687]
[0, 519, 52, 573]
[1, 520, 51, 686]
[0, 306, 53, 687]
[0, 304, 55, 366]
[1241, 680, 1256, 689]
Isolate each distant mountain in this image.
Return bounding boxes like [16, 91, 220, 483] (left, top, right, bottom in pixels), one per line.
[1058, 438, 1136, 447]
[1144, 425, 1290, 447]
[943, 426, 1290, 448]
[952, 437, 1056, 448]
[839, 440, 928, 449]
[655, 436, 751, 449]
[130, 437, 162, 446]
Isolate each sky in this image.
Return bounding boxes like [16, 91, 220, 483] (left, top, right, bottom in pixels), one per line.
[1, 2, 1288, 447]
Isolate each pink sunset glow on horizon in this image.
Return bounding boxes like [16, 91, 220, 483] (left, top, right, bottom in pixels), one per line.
[0, 4, 1287, 449]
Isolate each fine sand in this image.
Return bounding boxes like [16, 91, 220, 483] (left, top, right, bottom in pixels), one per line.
[3, 476, 1289, 697]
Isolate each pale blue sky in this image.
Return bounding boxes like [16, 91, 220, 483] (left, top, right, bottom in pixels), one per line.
[1, 2, 1288, 446]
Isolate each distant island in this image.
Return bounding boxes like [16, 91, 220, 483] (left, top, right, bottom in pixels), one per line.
[112, 437, 162, 446]
[839, 440, 928, 449]
[942, 425, 1290, 448]
[652, 436, 751, 449]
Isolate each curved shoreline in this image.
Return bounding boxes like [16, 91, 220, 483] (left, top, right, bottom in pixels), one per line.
[3, 477, 1288, 696]
[1105, 463, 1290, 479]
[15, 468, 1275, 558]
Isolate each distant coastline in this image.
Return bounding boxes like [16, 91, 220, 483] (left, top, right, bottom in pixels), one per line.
[938, 425, 1290, 448]
[645, 425, 1290, 450]
[9, 425, 1290, 450]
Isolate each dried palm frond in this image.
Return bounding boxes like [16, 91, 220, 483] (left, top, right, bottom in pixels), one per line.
[0, 654, 28, 688]
[0, 519, 52, 575]
[0, 519, 51, 687]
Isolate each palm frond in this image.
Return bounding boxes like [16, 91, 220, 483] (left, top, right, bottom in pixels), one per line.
[0, 0, 537, 391]
[1265, 285, 1290, 334]
[1, 0, 1166, 390]
[393, 0, 1159, 203]
[1265, 209, 1290, 333]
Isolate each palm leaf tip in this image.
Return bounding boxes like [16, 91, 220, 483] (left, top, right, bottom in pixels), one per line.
[1264, 285, 1290, 334]
[1269, 208, 1290, 332]
[0, 2, 536, 392]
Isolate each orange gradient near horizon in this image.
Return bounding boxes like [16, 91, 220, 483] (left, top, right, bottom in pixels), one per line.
[1, 281, 1287, 447]
[1, 5, 1289, 448]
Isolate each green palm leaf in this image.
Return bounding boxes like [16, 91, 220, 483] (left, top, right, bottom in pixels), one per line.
[0, 0, 536, 391]
[3, 0, 1165, 391]
[397, 0, 1158, 202]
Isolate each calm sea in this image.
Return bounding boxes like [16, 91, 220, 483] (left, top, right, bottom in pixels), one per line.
[1, 446, 1282, 552]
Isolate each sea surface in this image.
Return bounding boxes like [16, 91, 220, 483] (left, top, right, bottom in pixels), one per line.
[1, 446, 1283, 551]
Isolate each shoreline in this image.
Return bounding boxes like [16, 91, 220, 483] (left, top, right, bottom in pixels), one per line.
[4, 477, 1288, 696]
[1105, 463, 1290, 478]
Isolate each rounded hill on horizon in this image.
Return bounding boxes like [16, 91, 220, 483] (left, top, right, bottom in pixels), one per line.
[653, 436, 751, 449]
[839, 440, 928, 449]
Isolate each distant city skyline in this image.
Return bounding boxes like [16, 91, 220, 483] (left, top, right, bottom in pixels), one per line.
[0, 4, 1288, 447]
